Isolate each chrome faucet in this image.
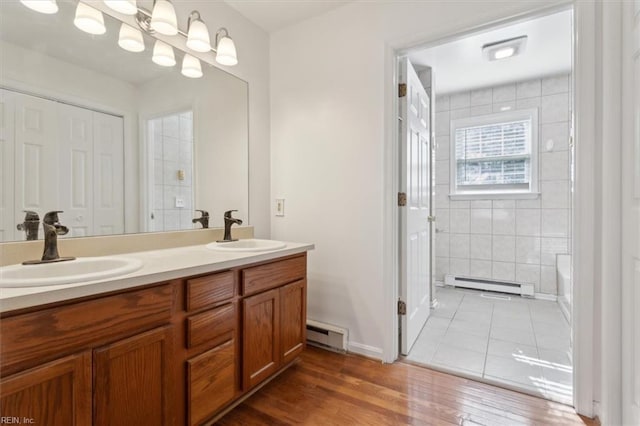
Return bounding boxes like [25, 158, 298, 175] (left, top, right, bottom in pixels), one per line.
[23, 211, 75, 265]
[192, 209, 209, 228]
[17, 211, 40, 241]
[220, 210, 242, 242]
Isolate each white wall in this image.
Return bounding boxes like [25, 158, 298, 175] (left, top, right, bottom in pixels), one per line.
[270, 0, 565, 359]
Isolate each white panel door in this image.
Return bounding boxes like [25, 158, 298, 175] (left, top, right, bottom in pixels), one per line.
[14, 92, 59, 237]
[0, 90, 16, 241]
[93, 111, 124, 236]
[58, 103, 93, 238]
[399, 58, 431, 354]
[623, 1, 640, 424]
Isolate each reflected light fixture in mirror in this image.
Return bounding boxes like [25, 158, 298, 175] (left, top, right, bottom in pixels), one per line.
[74, 2, 106, 35]
[104, 0, 137, 15]
[150, 0, 178, 36]
[215, 28, 238, 66]
[152, 40, 176, 66]
[182, 54, 203, 78]
[186, 11, 211, 53]
[20, 0, 58, 14]
[118, 23, 145, 52]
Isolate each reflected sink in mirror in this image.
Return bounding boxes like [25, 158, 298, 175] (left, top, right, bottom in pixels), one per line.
[0, 256, 143, 287]
[206, 239, 286, 252]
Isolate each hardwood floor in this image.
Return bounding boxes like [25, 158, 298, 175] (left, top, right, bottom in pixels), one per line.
[217, 346, 598, 426]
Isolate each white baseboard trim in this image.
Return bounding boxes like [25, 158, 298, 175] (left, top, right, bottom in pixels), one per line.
[347, 342, 384, 361]
[535, 293, 558, 302]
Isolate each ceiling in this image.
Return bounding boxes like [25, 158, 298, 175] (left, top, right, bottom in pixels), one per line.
[223, 0, 352, 33]
[408, 9, 572, 94]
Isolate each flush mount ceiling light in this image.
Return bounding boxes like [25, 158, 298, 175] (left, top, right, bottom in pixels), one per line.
[20, 0, 58, 14]
[482, 36, 527, 61]
[74, 2, 106, 35]
[215, 28, 237, 66]
[152, 40, 176, 66]
[104, 0, 137, 16]
[186, 11, 211, 52]
[182, 54, 203, 78]
[150, 0, 178, 36]
[118, 23, 145, 52]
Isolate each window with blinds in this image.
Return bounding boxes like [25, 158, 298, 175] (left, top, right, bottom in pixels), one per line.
[449, 109, 538, 197]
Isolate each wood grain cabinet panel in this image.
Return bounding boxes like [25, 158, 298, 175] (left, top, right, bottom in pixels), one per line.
[187, 339, 236, 426]
[186, 271, 236, 312]
[242, 255, 306, 296]
[0, 352, 91, 426]
[94, 326, 172, 426]
[280, 280, 307, 365]
[186, 303, 237, 349]
[242, 289, 280, 390]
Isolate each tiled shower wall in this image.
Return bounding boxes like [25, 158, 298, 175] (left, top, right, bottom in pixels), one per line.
[151, 111, 195, 232]
[434, 74, 572, 295]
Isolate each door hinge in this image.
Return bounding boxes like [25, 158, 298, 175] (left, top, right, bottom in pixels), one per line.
[398, 300, 407, 315]
[428, 215, 436, 223]
[398, 83, 407, 98]
[398, 192, 407, 206]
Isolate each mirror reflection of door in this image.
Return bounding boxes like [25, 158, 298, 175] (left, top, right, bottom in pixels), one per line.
[147, 110, 195, 232]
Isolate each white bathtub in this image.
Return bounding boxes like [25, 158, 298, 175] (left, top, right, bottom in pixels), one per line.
[557, 254, 571, 322]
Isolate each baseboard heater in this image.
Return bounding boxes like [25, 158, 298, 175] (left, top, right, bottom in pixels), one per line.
[306, 319, 348, 352]
[444, 274, 534, 297]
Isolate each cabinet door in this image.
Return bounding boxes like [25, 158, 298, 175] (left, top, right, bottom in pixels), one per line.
[0, 352, 91, 426]
[242, 288, 280, 390]
[280, 279, 307, 365]
[94, 326, 172, 426]
[187, 338, 236, 425]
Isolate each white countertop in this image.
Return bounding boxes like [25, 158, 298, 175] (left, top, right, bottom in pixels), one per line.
[0, 241, 314, 313]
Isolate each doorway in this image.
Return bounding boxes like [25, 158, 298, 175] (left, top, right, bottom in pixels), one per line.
[397, 8, 575, 405]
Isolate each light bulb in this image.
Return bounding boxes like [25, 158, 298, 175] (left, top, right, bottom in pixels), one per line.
[181, 54, 203, 78]
[104, 0, 137, 15]
[150, 0, 178, 36]
[215, 35, 237, 66]
[494, 47, 515, 60]
[186, 13, 211, 53]
[74, 2, 106, 35]
[152, 40, 176, 67]
[20, 0, 58, 14]
[118, 23, 144, 53]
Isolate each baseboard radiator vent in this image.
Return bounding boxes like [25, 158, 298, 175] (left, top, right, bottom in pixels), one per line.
[306, 319, 348, 352]
[444, 274, 534, 297]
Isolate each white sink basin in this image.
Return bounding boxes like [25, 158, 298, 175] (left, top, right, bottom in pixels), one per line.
[0, 256, 143, 288]
[206, 239, 286, 252]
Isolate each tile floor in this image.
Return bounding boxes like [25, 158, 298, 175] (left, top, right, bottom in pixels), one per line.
[406, 286, 573, 405]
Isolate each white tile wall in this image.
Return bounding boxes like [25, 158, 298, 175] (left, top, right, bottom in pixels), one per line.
[434, 74, 572, 295]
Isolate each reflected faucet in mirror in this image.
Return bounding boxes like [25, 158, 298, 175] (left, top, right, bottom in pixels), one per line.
[219, 210, 242, 242]
[17, 211, 40, 241]
[22, 211, 75, 265]
[192, 210, 209, 228]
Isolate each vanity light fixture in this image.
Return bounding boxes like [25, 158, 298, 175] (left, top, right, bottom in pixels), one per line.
[482, 36, 527, 61]
[152, 40, 176, 66]
[74, 2, 106, 35]
[181, 54, 203, 78]
[214, 28, 238, 66]
[118, 23, 145, 52]
[186, 11, 211, 53]
[150, 0, 178, 36]
[20, 0, 58, 14]
[104, 0, 137, 16]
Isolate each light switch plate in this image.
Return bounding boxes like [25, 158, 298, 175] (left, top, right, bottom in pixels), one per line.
[275, 199, 285, 216]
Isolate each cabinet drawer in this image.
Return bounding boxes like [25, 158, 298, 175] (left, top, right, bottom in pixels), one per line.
[1, 285, 172, 376]
[186, 303, 236, 349]
[186, 271, 236, 312]
[242, 255, 306, 296]
[188, 339, 236, 426]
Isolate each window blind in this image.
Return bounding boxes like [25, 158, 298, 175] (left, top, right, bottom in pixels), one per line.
[455, 119, 531, 187]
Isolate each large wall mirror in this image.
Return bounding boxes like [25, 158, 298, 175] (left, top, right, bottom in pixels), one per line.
[0, 0, 249, 243]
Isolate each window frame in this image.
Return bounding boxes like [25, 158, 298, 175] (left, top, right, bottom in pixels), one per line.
[448, 108, 539, 200]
